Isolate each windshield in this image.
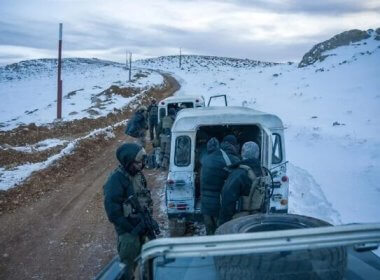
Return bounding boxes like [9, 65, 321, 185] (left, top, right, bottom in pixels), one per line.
[152, 246, 380, 280]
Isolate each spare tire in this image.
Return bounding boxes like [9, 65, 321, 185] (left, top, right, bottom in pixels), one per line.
[214, 214, 347, 280]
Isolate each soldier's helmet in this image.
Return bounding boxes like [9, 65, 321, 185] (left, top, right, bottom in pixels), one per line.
[138, 105, 147, 113]
[241, 141, 260, 160]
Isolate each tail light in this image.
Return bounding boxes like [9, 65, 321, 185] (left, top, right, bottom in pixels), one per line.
[281, 176, 289, 183]
[161, 101, 165, 105]
[167, 179, 175, 186]
[177, 203, 188, 210]
[195, 99, 199, 102]
[280, 199, 288, 206]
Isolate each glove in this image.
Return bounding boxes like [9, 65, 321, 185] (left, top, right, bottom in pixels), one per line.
[131, 221, 147, 236]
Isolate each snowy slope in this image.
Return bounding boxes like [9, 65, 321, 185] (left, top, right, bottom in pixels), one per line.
[1, 30, 379, 227]
[135, 31, 380, 225]
[0, 58, 163, 130]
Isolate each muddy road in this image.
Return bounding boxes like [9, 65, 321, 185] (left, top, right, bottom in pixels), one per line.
[0, 74, 179, 279]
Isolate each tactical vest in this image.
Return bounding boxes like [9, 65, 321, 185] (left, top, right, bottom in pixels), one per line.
[120, 168, 153, 218]
[149, 105, 158, 119]
[233, 165, 271, 217]
[161, 116, 174, 135]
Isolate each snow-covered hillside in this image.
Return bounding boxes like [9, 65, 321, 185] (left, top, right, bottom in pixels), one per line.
[136, 29, 380, 225]
[0, 58, 164, 130]
[1, 28, 379, 228]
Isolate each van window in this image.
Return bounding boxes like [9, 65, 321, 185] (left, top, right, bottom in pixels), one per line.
[272, 133, 282, 164]
[175, 136, 191, 166]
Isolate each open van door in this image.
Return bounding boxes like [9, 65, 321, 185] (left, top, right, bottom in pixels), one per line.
[207, 94, 228, 107]
[261, 127, 273, 168]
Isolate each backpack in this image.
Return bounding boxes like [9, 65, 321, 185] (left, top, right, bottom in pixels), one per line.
[161, 116, 174, 135]
[237, 165, 270, 212]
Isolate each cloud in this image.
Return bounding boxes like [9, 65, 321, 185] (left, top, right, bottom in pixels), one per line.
[0, 0, 379, 65]
[180, 0, 380, 15]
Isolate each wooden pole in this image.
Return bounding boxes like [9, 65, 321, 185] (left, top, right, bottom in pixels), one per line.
[57, 23, 63, 119]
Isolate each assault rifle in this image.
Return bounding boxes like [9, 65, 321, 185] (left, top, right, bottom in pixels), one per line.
[126, 195, 160, 239]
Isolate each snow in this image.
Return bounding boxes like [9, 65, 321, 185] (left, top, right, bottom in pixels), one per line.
[0, 120, 126, 191]
[135, 34, 380, 226]
[1, 138, 68, 153]
[0, 58, 163, 130]
[1, 33, 380, 230]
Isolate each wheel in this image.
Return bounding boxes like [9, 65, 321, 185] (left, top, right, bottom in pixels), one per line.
[214, 214, 347, 280]
[168, 218, 186, 237]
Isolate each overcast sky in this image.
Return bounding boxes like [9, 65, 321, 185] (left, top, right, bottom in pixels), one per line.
[0, 0, 379, 65]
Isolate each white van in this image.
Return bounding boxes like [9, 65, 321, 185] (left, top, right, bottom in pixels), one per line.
[165, 106, 289, 235]
[157, 95, 205, 123]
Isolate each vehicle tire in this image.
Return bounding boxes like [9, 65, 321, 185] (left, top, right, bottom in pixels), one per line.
[168, 218, 186, 237]
[214, 214, 347, 280]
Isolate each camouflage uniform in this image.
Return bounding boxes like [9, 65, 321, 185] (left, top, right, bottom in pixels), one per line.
[159, 114, 175, 169]
[104, 143, 154, 280]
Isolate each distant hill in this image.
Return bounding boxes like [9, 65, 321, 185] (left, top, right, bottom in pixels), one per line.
[299, 28, 380, 68]
[0, 58, 123, 82]
[136, 55, 279, 71]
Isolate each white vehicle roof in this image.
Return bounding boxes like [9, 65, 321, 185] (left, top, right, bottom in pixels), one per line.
[160, 95, 204, 103]
[172, 106, 284, 132]
[140, 223, 380, 261]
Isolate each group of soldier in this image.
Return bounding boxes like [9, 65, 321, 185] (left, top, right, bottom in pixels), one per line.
[103, 98, 177, 280]
[200, 135, 267, 235]
[103, 98, 267, 279]
[124, 98, 176, 170]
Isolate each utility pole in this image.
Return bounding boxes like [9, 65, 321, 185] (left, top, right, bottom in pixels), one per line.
[129, 52, 132, 82]
[179, 47, 182, 68]
[57, 23, 63, 119]
[125, 49, 128, 69]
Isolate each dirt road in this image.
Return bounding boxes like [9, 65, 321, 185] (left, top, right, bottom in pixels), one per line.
[0, 74, 179, 279]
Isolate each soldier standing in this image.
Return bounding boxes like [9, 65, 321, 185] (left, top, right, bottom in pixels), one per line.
[219, 141, 268, 226]
[147, 99, 159, 141]
[125, 106, 148, 148]
[103, 143, 158, 280]
[158, 108, 176, 169]
[200, 135, 240, 235]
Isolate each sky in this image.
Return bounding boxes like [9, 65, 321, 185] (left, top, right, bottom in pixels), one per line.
[0, 0, 379, 65]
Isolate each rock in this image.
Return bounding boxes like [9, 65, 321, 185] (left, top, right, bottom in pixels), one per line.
[299, 29, 371, 67]
[333, 121, 346, 126]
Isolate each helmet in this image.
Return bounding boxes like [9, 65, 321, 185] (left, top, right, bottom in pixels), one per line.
[138, 105, 147, 113]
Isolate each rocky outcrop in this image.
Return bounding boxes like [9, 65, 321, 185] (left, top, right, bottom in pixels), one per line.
[375, 28, 380, 41]
[298, 29, 372, 67]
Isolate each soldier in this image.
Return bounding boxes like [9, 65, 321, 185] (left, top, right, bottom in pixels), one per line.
[103, 143, 157, 280]
[125, 106, 148, 148]
[200, 135, 240, 235]
[218, 141, 269, 226]
[158, 108, 176, 170]
[147, 99, 159, 141]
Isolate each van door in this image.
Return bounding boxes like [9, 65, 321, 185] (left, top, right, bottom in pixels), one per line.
[207, 94, 228, 106]
[261, 127, 273, 168]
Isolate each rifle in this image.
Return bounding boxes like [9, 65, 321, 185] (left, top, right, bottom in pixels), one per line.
[126, 195, 160, 239]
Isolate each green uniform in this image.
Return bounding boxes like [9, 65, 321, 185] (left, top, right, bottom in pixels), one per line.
[159, 115, 174, 169]
[103, 143, 153, 280]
